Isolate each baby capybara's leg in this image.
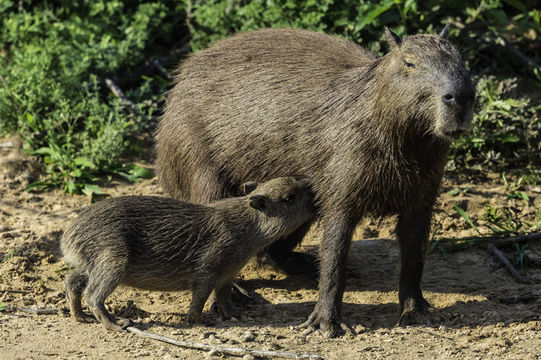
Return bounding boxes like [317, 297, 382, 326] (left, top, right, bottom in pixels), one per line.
[84, 268, 127, 331]
[186, 282, 214, 324]
[214, 284, 233, 319]
[65, 270, 90, 323]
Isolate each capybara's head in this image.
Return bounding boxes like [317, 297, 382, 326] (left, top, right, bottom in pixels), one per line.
[380, 25, 475, 138]
[244, 177, 314, 238]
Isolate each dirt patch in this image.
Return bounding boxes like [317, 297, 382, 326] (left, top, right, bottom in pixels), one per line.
[1, 140, 540, 359]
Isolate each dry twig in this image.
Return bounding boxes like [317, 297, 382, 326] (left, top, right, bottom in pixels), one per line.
[17, 307, 62, 315]
[152, 59, 173, 80]
[492, 232, 541, 248]
[488, 244, 529, 284]
[104, 78, 139, 115]
[126, 326, 324, 359]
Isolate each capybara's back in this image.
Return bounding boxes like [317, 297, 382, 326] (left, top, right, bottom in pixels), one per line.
[156, 28, 378, 201]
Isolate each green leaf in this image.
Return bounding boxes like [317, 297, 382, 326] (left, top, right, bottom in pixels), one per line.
[73, 157, 95, 169]
[446, 188, 461, 196]
[509, 191, 530, 205]
[82, 184, 108, 197]
[28, 147, 58, 157]
[25, 180, 53, 192]
[453, 205, 482, 235]
[129, 165, 154, 179]
[65, 181, 79, 194]
[499, 133, 520, 143]
[116, 171, 137, 183]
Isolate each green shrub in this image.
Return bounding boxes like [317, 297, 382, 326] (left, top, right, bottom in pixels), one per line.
[0, 0, 539, 194]
[0, 1, 186, 193]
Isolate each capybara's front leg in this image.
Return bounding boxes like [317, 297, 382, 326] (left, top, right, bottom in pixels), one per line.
[396, 207, 432, 326]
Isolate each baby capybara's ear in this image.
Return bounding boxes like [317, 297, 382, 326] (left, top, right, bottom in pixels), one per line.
[249, 195, 267, 211]
[240, 181, 259, 195]
[384, 27, 402, 50]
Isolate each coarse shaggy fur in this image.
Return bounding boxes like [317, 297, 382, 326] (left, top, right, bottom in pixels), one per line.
[155, 27, 474, 337]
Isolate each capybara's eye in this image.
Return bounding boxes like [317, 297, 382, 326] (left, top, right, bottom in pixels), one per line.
[284, 195, 295, 202]
[404, 61, 416, 68]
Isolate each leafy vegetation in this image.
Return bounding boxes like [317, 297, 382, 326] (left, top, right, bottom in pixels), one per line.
[0, 1, 186, 194]
[0, 0, 539, 200]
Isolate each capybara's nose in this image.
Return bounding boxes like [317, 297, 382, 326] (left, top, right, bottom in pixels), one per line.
[442, 93, 455, 105]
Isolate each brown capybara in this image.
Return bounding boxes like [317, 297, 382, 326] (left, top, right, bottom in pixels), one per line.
[155, 26, 475, 337]
[60, 177, 314, 331]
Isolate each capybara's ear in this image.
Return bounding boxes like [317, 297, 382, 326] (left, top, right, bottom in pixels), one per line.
[296, 177, 312, 188]
[384, 27, 402, 50]
[439, 24, 450, 39]
[240, 181, 259, 195]
[249, 195, 267, 211]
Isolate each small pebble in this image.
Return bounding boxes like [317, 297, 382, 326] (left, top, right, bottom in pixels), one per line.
[206, 349, 220, 358]
[200, 331, 217, 340]
[242, 355, 255, 360]
[241, 330, 256, 342]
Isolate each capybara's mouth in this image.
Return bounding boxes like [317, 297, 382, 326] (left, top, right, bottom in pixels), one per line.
[444, 129, 467, 137]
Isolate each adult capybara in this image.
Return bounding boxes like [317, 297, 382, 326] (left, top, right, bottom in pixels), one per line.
[156, 26, 475, 337]
[60, 177, 314, 331]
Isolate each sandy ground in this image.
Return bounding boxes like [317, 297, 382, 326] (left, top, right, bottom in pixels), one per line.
[0, 138, 540, 359]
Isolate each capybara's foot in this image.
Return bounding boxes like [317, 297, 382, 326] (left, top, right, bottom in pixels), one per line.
[185, 310, 201, 325]
[73, 312, 95, 324]
[100, 317, 132, 331]
[398, 297, 431, 326]
[298, 309, 345, 338]
[118, 318, 133, 329]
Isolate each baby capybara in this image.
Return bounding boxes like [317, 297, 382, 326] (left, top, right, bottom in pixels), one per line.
[61, 177, 314, 331]
[156, 26, 475, 336]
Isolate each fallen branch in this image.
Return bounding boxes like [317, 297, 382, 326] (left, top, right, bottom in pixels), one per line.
[104, 78, 139, 116]
[152, 59, 173, 80]
[126, 326, 323, 360]
[488, 244, 529, 284]
[492, 232, 541, 249]
[17, 306, 62, 315]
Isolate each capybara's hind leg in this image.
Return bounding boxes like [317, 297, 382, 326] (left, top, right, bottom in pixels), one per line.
[214, 283, 233, 320]
[84, 269, 127, 331]
[186, 282, 213, 324]
[65, 271, 92, 323]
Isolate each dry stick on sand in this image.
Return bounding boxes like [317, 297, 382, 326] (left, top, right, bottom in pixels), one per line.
[126, 326, 324, 360]
[14, 306, 323, 359]
[488, 244, 529, 284]
[17, 307, 62, 315]
[492, 232, 541, 248]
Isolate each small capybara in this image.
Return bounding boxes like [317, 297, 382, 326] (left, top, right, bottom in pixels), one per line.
[60, 177, 314, 331]
[156, 26, 475, 336]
